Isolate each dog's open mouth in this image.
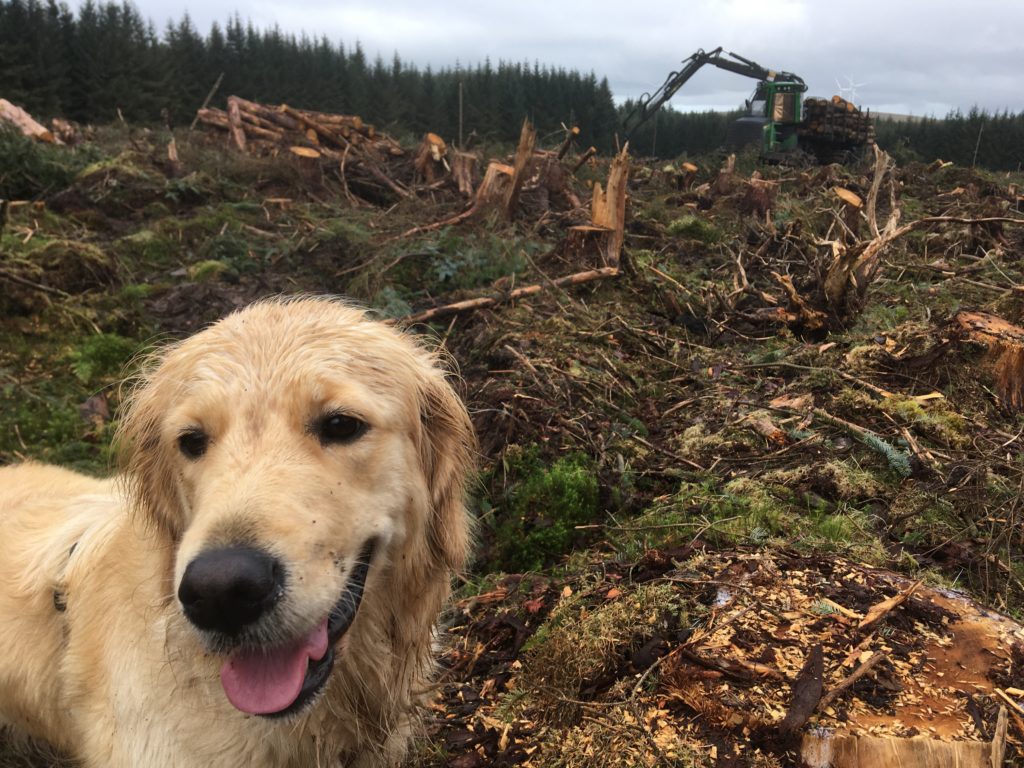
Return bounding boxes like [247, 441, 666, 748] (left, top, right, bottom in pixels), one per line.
[219, 542, 374, 717]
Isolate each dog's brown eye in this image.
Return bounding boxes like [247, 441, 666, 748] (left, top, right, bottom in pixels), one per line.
[178, 429, 209, 460]
[315, 413, 367, 445]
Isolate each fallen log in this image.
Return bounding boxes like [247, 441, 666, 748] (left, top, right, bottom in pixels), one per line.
[281, 105, 349, 150]
[189, 72, 224, 131]
[572, 146, 597, 173]
[1, 99, 60, 143]
[200, 108, 306, 145]
[195, 97, 403, 160]
[237, 109, 288, 137]
[232, 97, 304, 132]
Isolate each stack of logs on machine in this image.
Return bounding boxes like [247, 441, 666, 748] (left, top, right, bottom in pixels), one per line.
[799, 95, 876, 147]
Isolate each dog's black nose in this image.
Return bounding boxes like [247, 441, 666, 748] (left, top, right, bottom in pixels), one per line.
[178, 548, 283, 635]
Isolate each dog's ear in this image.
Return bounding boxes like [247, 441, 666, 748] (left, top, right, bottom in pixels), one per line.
[116, 359, 184, 539]
[418, 371, 476, 573]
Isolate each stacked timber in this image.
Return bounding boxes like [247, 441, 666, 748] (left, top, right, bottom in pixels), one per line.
[196, 96, 410, 201]
[800, 95, 876, 148]
[196, 96, 404, 159]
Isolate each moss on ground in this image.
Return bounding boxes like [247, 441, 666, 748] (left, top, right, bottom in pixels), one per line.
[666, 214, 722, 244]
[490, 447, 601, 572]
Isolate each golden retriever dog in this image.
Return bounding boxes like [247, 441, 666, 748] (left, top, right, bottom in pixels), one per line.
[0, 297, 475, 767]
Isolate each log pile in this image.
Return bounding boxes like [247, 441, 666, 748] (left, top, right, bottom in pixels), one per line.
[196, 96, 403, 159]
[196, 96, 414, 202]
[193, 96, 401, 159]
[799, 95, 876, 148]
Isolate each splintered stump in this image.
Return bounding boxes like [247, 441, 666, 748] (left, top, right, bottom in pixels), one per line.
[397, 161, 513, 238]
[564, 225, 613, 265]
[714, 153, 736, 195]
[742, 172, 778, 218]
[564, 145, 629, 268]
[451, 151, 478, 197]
[954, 310, 1024, 408]
[413, 132, 447, 184]
[504, 118, 537, 220]
[834, 186, 864, 239]
[675, 161, 699, 190]
[478, 162, 514, 207]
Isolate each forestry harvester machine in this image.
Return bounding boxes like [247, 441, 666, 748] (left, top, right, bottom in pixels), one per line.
[623, 47, 876, 163]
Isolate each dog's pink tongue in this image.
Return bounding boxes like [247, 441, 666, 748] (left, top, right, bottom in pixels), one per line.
[220, 620, 329, 715]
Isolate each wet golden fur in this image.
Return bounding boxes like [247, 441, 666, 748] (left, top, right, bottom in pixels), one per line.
[0, 297, 475, 767]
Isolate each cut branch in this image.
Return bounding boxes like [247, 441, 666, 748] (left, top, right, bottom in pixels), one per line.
[401, 267, 619, 324]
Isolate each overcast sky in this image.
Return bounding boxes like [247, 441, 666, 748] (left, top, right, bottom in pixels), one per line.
[90, 0, 1024, 115]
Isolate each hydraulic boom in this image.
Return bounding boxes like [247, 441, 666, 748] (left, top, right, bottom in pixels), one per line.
[622, 47, 805, 139]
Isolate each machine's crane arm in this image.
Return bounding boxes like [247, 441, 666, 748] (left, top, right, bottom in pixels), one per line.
[622, 47, 805, 138]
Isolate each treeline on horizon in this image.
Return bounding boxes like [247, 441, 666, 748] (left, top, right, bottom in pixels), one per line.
[0, 0, 619, 149]
[624, 105, 1024, 171]
[1, 0, 1022, 171]
[874, 110, 1024, 172]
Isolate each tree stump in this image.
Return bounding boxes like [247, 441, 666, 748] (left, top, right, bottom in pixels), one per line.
[413, 132, 447, 184]
[477, 162, 514, 208]
[451, 151, 478, 197]
[564, 225, 613, 265]
[288, 146, 322, 186]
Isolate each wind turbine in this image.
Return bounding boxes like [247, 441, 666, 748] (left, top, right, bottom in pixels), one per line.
[836, 76, 867, 104]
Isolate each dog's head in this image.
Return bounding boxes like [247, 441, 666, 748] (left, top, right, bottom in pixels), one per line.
[117, 297, 474, 718]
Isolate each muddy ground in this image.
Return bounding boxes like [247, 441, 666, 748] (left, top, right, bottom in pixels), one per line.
[2, 124, 1024, 766]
